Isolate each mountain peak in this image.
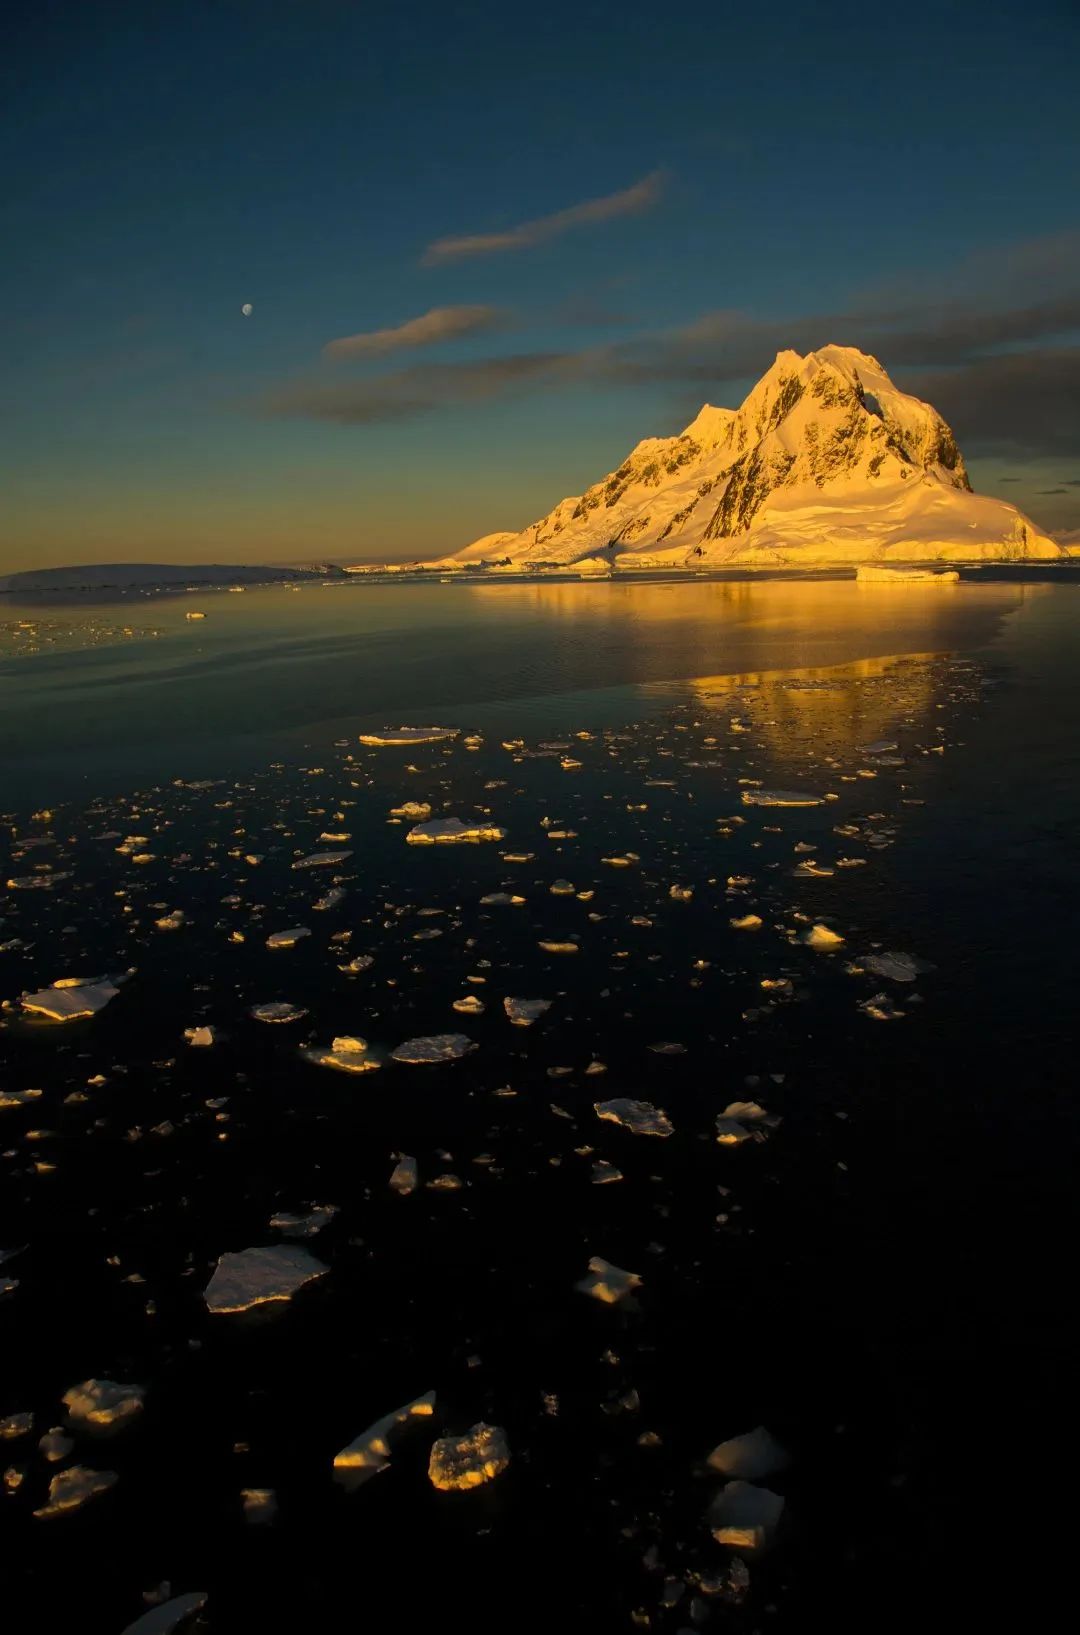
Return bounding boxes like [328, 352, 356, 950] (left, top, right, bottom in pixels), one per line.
[437, 347, 1061, 572]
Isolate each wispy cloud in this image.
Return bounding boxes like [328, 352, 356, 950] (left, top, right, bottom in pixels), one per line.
[421, 171, 666, 265]
[258, 231, 1080, 457]
[323, 304, 504, 360]
[261, 352, 578, 425]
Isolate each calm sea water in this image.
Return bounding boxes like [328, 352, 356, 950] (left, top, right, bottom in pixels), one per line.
[2, 577, 1078, 1632]
[0, 575, 1069, 802]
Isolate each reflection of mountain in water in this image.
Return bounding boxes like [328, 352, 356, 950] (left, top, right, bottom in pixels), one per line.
[682, 651, 949, 769]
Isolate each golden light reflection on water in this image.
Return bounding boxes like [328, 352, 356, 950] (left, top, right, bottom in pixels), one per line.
[669, 651, 942, 768]
[462, 576, 1027, 699]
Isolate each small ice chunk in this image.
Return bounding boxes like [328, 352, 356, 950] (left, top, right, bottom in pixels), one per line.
[184, 1025, 216, 1048]
[359, 727, 458, 745]
[19, 978, 121, 1021]
[452, 994, 485, 1013]
[389, 801, 433, 819]
[858, 740, 898, 754]
[242, 1487, 278, 1525]
[576, 1256, 642, 1304]
[405, 817, 506, 844]
[250, 1002, 308, 1023]
[0, 1412, 33, 1440]
[803, 923, 844, 950]
[334, 1391, 436, 1490]
[549, 879, 576, 896]
[63, 1379, 145, 1435]
[716, 1101, 775, 1145]
[708, 1480, 785, 1549]
[591, 1161, 623, 1184]
[741, 789, 824, 808]
[313, 887, 346, 911]
[155, 910, 186, 931]
[428, 1422, 510, 1491]
[339, 954, 375, 974]
[595, 1098, 673, 1138]
[203, 1244, 328, 1313]
[302, 1036, 381, 1073]
[269, 1204, 338, 1239]
[389, 1155, 418, 1195]
[706, 1426, 789, 1481]
[291, 851, 353, 869]
[859, 991, 906, 1020]
[120, 1592, 209, 1635]
[730, 914, 763, 931]
[0, 1089, 42, 1108]
[503, 997, 551, 1026]
[40, 1427, 74, 1462]
[861, 951, 931, 982]
[266, 927, 311, 948]
[390, 1033, 475, 1063]
[538, 940, 578, 954]
[34, 1464, 118, 1519]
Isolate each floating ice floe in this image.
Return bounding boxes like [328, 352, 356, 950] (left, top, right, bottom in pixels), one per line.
[34, 1463, 118, 1519]
[479, 892, 525, 906]
[0, 1088, 42, 1108]
[576, 1256, 642, 1304]
[803, 923, 844, 950]
[155, 910, 185, 931]
[706, 1425, 789, 1481]
[550, 879, 576, 896]
[858, 740, 899, 754]
[313, 887, 346, 911]
[292, 851, 352, 870]
[302, 1036, 381, 1073]
[203, 1244, 329, 1313]
[389, 1155, 418, 1194]
[405, 817, 506, 845]
[1, 1411, 33, 1439]
[269, 1204, 338, 1239]
[595, 1098, 674, 1138]
[358, 727, 458, 745]
[333, 1391, 436, 1490]
[7, 873, 71, 890]
[741, 789, 824, 808]
[715, 1101, 778, 1145]
[730, 914, 763, 931]
[428, 1422, 510, 1491]
[538, 940, 578, 955]
[389, 801, 433, 819]
[503, 997, 551, 1026]
[18, 974, 126, 1022]
[267, 927, 311, 948]
[793, 859, 835, 877]
[390, 1033, 476, 1063]
[709, 1479, 785, 1550]
[452, 994, 485, 1014]
[250, 1002, 308, 1023]
[120, 1591, 209, 1635]
[860, 951, 932, 982]
[184, 1025, 216, 1048]
[63, 1379, 145, 1435]
[339, 954, 375, 974]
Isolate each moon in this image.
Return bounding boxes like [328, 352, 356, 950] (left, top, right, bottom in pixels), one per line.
[241, 302, 253, 317]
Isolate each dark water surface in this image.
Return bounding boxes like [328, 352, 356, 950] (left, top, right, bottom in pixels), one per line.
[1, 579, 1078, 1633]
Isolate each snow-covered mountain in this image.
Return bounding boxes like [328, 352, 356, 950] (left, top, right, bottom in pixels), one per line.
[436, 346, 1062, 571]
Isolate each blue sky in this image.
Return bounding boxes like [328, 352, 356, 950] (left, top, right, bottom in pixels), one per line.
[3, 0, 1078, 570]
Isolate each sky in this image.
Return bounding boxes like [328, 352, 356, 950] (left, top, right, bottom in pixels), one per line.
[2, 0, 1079, 573]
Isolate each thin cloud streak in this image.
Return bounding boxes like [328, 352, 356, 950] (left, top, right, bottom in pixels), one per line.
[422, 170, 666, 265]
[323, 305, 504, 360]
[261, 352, 576, 425]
